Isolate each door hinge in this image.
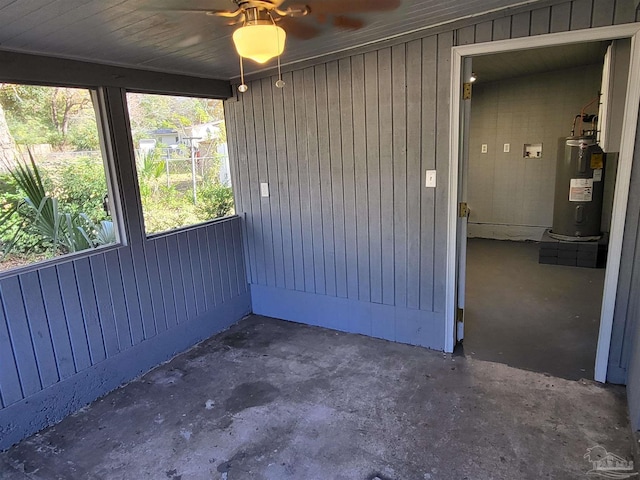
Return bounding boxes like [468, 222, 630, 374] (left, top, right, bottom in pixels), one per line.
[456, 308, 464, 342]
[463, 82, 472, 100]
[458, 202, 469, 218]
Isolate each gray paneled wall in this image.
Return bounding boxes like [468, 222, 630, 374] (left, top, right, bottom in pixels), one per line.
[226, 38, 452, 348]
[609, 107, 640, 390]
[619, 115, 640, 431]
[0, 220, 250, 450]
[225, 0, 640, 376]
[0, 78, 248, 450]
[226, 36, 448, 347]
[629, 335, 640, 431]
[627, 295, 640, 431]
[0, 219, 246, 406]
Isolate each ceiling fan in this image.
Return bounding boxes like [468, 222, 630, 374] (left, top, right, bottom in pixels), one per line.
[153, 0, 401, 92]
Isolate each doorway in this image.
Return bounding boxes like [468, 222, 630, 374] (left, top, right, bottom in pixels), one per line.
[445, 23, 640, 382]
[462, 48, 611, 380]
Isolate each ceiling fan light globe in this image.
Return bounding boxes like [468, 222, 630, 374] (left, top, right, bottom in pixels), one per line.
[233, 24, 286, 64]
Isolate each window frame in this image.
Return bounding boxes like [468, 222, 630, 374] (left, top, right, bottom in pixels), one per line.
[0, 83, 126, 279]
[123, 89, 235, 238]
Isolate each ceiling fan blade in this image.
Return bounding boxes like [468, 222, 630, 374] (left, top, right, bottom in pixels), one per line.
[278, 17, 320, 40]
[144, 6, 240, 17]
[142, 0, 243, 17]
[225, 13, 246, 26]
[275, 4, 310, 17]
[208, 9, 243, 18]
[333, 15, 364, 30]
[309, 0, 400, 15]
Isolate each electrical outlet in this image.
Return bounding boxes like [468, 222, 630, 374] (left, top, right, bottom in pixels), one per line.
[503, 143, 510, 153]
[481, 144, 488, 154]
[260, 182, 269, 197]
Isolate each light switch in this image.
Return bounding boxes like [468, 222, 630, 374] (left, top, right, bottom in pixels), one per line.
[481, 144, 488, 154]
[425, 170, 436, 188]
[260, 182, 269, 197]
[503, 143, 510, 153]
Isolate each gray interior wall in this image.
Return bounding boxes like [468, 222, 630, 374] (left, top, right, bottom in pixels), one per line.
[226, 36, 448, 348]
[618, 109, 640, 430]
[625, 240, 640, 431]
[608, 106, 640, 386]
[627, 291, 640, 432]
[0, 60, 249, 450]
[467, 64, 603, 241]
[225, 0, 640, 381]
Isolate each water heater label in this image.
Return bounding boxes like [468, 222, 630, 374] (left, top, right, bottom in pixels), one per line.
[569, 178, 593, 202]
[593, 169, 603, 182]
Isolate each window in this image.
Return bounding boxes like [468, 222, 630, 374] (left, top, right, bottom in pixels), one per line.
[125, 92, 234, 235]
[0, 84, 118, 273]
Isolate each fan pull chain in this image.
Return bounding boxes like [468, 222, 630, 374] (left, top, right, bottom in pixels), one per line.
[238, 56, 248, 93]
[276, 53, 284, 88]
[271, 12, 285, 89]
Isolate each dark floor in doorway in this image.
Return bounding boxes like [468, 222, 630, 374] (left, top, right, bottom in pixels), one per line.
[462, 238, 605, 380]
[0, 315, 633, 480]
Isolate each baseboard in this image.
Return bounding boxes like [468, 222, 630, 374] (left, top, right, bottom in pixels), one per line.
[250, 284, 444, 350]
[0, 292, 251, 451]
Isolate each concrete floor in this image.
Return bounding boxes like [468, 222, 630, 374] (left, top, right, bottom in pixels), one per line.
[463, 238, 605, 380]
[1, 315, 634, 480]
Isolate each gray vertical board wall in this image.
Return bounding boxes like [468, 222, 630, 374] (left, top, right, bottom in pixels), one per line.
[609, 107, 640, 386]
[225, 0, 640, 371]
[227, 40, 446, 348]
[627, 288, 640, 431]
[623, 106, 640, 431]
[0, 84, 249, 450]
[625, 197, 640, 430]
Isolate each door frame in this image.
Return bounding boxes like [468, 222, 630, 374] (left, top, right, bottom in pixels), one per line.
[445, 23, 640, 383]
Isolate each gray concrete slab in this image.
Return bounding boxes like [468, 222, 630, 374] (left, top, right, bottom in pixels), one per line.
[464, 238, 605, 380]
[0, 315, 634, 480]
[0, 456, 29, 480]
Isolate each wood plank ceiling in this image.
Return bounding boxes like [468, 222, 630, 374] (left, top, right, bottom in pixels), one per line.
[0, 0, 545, 80]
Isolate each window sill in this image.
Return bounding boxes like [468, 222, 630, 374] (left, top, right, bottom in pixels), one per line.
[0, 243, 125, 281]
[144, 215, 240, 241]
